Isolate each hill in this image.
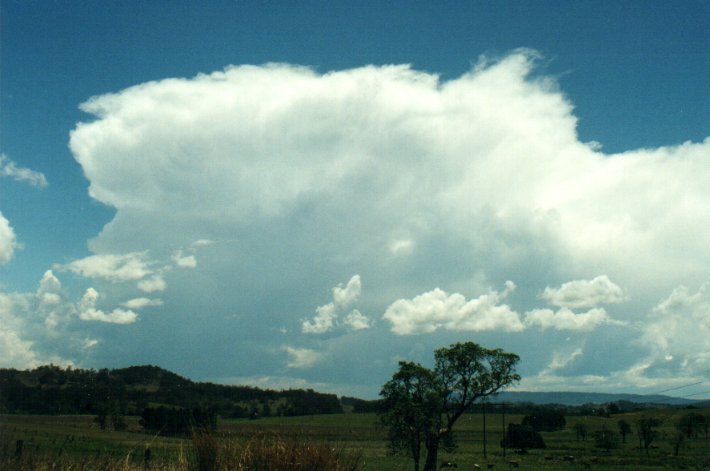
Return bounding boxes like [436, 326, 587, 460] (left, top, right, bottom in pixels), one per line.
[496, 390, 698, 406]
[0, 364, 342, 417]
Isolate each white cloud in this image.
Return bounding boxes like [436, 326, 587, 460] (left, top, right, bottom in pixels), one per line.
[0, 212, 17, 265]
[63, 52, 710, 393]
[63, 252, 152, 282]
[333, 275, 361, 307]
[541, 276, 627, 308]
[68, 55, 710, 302]
[640, 283, 710, 373]
[0, 273, 76, 368]
[524, 307, 621, 331]
[0, 329, 41, 369]
[383, 281, 523, 335]
[172, 250, 197, 268]
[0, 153, 48, 188]
[137, 275, 167, 292]
[302, 275, 369, 334]
[120, 297, 163, 309]
[389, 239, 414, 256]
[37, 270, 62, 306]
[302, 303, 337, 334]
[79, 288, 138, 324]
[83, 338, 99, 349]
[284, 346, 323, 369]
[343, 309, 371, 330]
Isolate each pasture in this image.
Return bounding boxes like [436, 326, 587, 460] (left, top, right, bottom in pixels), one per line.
[2, 409, 709, 470]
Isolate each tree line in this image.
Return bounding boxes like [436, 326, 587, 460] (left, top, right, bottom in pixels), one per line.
[0, 364, 342, 417]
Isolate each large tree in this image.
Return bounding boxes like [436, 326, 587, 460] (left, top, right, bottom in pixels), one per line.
[379, 342, 520, 471]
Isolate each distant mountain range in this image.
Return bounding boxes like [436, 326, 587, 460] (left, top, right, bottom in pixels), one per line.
[495, 390, 702, 407]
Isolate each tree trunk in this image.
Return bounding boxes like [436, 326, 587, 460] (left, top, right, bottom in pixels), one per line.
[423, 439, 439, 471]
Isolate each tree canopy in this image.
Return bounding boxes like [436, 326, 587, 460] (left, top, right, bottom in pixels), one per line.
[379, 342, 520, 471]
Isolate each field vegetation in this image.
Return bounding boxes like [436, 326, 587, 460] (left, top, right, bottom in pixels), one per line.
[2, 406, 710, 470]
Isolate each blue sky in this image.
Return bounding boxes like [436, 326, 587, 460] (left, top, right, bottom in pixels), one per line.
[1, 0, 709, 399]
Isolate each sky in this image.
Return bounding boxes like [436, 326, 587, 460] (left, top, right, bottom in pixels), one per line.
[1, 0, 709, 400]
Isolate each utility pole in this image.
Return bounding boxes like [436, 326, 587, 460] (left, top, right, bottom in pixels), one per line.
[502, 402, 506, 458]
[482, 399, 487, 458]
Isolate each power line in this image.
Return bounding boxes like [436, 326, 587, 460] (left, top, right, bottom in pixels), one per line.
[654, 380, 705, 395]
[680, 389, 710, 399]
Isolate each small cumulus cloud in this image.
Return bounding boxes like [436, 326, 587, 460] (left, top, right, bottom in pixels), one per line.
[302, 275, 370, 334]
[0, 153, 48, 188]
[172, 250, 197, 268]
[524, 307, 621, 331]
[83, 338, 99, 349]
[120, 297, 163, 309]
[63, 252, 153, 282]
[284, 346, 323, 369]
[333, 275, 361, 307]
[389, 239, 414, 256]
[137, 275, 167, 293]
[302, 303, 337, 334]
[343, 309, 371, 330]
[383, 281, 523, 335]
[192, 239, 216, 247]
[79, 288, 138, 324]
[540, 275, 627, 309]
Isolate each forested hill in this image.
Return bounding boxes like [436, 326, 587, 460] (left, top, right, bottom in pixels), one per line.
[0, 364, 342, 417]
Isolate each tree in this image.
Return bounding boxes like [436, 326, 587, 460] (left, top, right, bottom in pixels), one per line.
[677, 412, 705, 439]
[573, 422, 588, 441]
[671, 431, 686, 456]
[94, 408, 108, 430]
[521, 409, 566, 432]
[501, 423, 545, 451]
[636, 417, 661, 455]
[594, 428, 619, 451]
[617, 420, 631, 443]
[379, 362, 440, 471]
[379, 342, 520, 471]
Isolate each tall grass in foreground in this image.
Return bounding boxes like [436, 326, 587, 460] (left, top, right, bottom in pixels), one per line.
[192, 429, 360, 471]
[1, 430, 361, 471]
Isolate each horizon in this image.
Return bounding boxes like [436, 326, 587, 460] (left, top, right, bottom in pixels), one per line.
[4, 362, 705, 404]
[1, 1, 709, 400]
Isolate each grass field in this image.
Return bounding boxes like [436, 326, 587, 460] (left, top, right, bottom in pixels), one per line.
[2, 409, 710, 470]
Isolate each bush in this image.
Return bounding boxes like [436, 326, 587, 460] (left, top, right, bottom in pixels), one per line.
[501, 424, 546, 451]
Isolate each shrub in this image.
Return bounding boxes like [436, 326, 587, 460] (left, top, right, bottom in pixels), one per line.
[501, 424, 546, 451]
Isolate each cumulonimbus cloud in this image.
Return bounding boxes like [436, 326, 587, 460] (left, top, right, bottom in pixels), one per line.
[61, 51, 710, 392]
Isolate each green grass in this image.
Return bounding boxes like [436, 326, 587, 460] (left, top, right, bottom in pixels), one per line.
[2, 409, 710, 470]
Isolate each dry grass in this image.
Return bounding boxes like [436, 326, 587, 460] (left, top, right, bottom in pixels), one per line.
[192, 429, 361, 471]
[1, 428, 360, 471]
